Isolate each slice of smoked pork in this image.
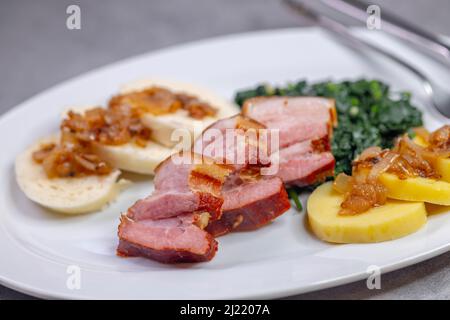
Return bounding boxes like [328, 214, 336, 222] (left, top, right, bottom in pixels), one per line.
[243, 97, 337, 185]
[192, 115, 271, 169]
[243, 97, 337, 149]
[206, 175, 290, 237]
[271, 137, 335, 186]
[118, 153, 227, 264]
[127, 152, 231, 221]
[118, 213, 217, 263]
[194, 115, 290, 236]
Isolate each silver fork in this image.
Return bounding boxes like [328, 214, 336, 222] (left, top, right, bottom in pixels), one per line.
[320, 0, 450, 66]
[284, 0, 450, 118]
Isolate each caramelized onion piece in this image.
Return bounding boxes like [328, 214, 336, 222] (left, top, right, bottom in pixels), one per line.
[333, 173, 353, 194]
[334, 173, 387, 215]
[61, 105, 151, 147]
[392, 136, 440, 179]
[32, 86, 219, 178]
[428, 125, 450, 153]
[177, 93, 217, 119]
[33, 103, 148, 178]
[32, 143, 56, 163]
[358, 146, 382, 161]
[34, 140, 113, 178]
[335, 125, 450, 215]
[367, 152, 398, 182]
[109, 87, 217, 119]
[339, 182, 387, 216]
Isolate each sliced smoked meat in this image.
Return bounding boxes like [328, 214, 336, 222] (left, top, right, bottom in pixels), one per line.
[193, 115, 271, 169]
[117, 97, 338, 263]
[206, 175, 290, 237]
[243, 96, 337, 149]
[117, 213, 217, 263]
[271, 137, 335, 186]
[127, 152, 231, 221]
[242, 97, 337, 185]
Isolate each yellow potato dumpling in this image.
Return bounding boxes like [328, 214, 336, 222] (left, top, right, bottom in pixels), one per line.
[435, 158, 450, 183]
[379, 173, 450, 206]
[425, 203, 450, 216]
[307, 182, 427, 243]
[413, 136, 450, 182]
[412, 135, 428, 147]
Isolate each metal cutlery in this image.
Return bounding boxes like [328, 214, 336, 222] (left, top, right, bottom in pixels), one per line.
[320, 0, 450, 66]
[283, 0, 450, 118]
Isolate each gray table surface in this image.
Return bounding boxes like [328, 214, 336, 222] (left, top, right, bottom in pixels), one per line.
[1, 0, 450, 300]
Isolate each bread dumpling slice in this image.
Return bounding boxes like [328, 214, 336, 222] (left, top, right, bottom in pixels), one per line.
[15, 137, 128, 214]
[91, 140, 173, 175]
[120, 78, 239, 147]
[62, 106, 175, 175]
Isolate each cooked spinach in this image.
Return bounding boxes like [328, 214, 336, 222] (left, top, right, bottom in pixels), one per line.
[288, 188, 303, 212]
[234, 79, 423, 175]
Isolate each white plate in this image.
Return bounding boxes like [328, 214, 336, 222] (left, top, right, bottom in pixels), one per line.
[1, 28, 449, 299]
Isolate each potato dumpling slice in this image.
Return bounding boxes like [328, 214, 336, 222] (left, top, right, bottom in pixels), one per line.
[425, 203, 450, 216]
[413, 136, 450, 182]
[307, 182, 427, 243]
[435, 158, 450, 183]
[412, 136, 428, 147]
[379, 173, 450, 206]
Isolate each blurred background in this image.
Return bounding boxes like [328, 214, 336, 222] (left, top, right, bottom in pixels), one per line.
[2, 0, 449, 115]
[1, 0, 450, 299]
